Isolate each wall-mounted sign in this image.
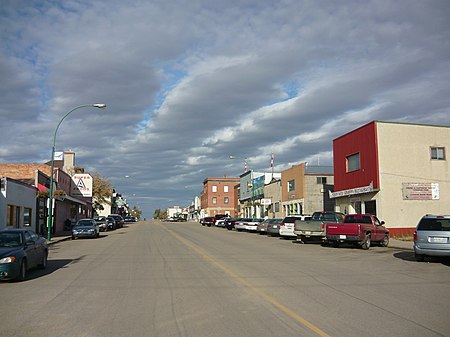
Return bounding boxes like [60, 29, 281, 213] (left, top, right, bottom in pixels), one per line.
[260, 198, 272, 205]
[329, 182, 374, 198]
[402, 183, 439, 200]
[71, 174, 93, 197]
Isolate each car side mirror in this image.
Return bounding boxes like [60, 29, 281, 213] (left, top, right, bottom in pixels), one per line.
[380, 221, 385, 225]
[26, 239, 35, 245]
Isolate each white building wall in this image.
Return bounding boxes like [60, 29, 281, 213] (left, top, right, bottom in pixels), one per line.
[0, 178, 37, 230]
[377, 123, 450, 229]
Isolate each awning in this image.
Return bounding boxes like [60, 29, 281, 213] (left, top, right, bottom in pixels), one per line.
[55, 195, 87, 205]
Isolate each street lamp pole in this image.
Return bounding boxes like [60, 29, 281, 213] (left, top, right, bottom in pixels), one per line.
[46, 104, 106, 241]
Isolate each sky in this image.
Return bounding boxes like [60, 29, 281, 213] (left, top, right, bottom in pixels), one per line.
[1, 0, 449, 218]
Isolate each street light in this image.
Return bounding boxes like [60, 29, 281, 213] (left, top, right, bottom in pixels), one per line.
[229, 155, 250, 172]
[46, 103, 107, 240]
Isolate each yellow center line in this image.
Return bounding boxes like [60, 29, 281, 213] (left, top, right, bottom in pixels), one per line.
[165, 226, 331, 337]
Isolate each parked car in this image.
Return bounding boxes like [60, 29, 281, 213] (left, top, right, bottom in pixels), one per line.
[225, 218, 242, 230]
[234, 218, 253, 231]
[414, 215, 450, 261]
[93, 216, 108, 232]
[124, 216, 137, 223]
[258, 218, 283, 234]
[244, 218, 264, 231]
[294, 211, 345, 243]
[72, 219, 100, 239]
[326, 214, 389, 249]
[202, 216, 215, 227]
[0, 229, 48, 281]
[266, 218, 284, 236]
[215, 218, 227, 227]
[108, 214, 124, 228]
[106, 216, 117, 230]
[279, 215, 311, 238]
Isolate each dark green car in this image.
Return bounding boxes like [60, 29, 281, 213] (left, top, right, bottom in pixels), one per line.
[0, 229, 48, 281]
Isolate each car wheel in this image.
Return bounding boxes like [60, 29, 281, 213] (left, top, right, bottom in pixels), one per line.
[17, 259, 27, 281]
[415, 253, 425, 262]
[380, 234, 389, 247]
[331, 241, 339, 248]
[361, 234, 371, 250]
[38, 251, 48, 269]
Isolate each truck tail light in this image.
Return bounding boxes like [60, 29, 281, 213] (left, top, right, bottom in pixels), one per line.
[413, 231, 418, 241]
[321, 223, 324, 230]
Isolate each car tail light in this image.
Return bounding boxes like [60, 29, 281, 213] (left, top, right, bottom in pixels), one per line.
[320, 223, 324, 230]
[280, 222, 285, 227]
[413, 231, 418, 241]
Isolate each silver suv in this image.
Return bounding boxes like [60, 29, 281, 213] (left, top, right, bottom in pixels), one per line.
[414, 215, 450, 262]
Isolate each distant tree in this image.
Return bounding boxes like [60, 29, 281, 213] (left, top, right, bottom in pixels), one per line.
[91, 171, 112, 212]
[153, 209, 161, 219]
[130, 206, 142, 219]
[159, 210, 167, 219]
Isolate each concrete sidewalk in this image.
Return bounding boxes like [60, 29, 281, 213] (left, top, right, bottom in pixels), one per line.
[46, 232, 72, 245]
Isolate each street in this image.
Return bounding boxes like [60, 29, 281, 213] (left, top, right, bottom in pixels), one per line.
[1, 220, 450, 337]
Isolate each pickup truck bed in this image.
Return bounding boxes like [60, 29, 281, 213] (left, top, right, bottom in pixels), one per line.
[294, 211, 345, 243]
[326, 214, 389, 249]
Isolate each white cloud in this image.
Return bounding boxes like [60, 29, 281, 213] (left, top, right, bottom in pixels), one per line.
[1, 0, 449, 217]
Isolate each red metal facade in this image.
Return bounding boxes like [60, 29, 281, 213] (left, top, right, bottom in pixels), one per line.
[333, 121, 380, 191]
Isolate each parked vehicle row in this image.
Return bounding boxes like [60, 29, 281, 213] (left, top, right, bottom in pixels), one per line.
[202, 212, 450, 261]
[73, 214, 128, 240]
[204, 213, 390, 251]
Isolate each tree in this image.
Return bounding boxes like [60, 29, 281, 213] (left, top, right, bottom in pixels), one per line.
[130, 206, 142, 219]
[91, 171, 113, 212]
[153, 209, 161, 219]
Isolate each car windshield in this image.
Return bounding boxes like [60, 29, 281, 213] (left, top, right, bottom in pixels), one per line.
[0, 232, 23, 247]
[76, 220, 93, 226]
[417, 218, 450, 231]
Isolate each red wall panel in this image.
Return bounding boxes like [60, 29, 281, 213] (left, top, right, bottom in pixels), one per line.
[333, 121, 380, 191]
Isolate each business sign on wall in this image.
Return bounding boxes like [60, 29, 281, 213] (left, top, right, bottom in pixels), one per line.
[71, 174, 93, 197]
[402, 183, 439, 200]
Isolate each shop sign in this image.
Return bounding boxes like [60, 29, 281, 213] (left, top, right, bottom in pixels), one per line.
[71, 174, 93, 197]
[402, 183, 439, 200]
[329, 182, 374, 198]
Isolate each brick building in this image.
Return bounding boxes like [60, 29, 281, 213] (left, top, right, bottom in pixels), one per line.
[200, 177, 240, 218]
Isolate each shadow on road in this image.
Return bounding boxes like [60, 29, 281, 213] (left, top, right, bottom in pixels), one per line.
[393, 251, 450, 266]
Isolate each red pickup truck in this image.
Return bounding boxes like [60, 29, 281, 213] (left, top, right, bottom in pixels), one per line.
[326, 214, 389, 249]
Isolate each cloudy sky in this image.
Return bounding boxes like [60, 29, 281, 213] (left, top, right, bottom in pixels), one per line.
[1, 0, 449, 218]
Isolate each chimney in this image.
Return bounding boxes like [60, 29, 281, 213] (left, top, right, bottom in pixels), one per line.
[63, 151, 75, 174]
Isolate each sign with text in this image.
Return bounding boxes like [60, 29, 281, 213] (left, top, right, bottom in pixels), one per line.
[402, 183, 439, 200]
[71, 174, 93, 197]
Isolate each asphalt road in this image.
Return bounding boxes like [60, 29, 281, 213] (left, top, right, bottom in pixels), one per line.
[1, 220, 449, 337]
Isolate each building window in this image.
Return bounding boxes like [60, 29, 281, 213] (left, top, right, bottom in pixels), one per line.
[224, 186, 229, 193]
[275, 202, 280, 212]
[7, 205, 20, 227]
[317, 177, 327, 184]
[346, 153, 360, 172]
[431, 147, 445, 160]
[212, 185, 217, 192]
[212, 197, 217, 204]
[23, 208, 31, 227]
[224, 197, 229, 204]
[288, 180, 295, 192]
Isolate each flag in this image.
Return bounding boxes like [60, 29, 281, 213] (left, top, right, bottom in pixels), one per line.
[270, 152, 274, 168]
